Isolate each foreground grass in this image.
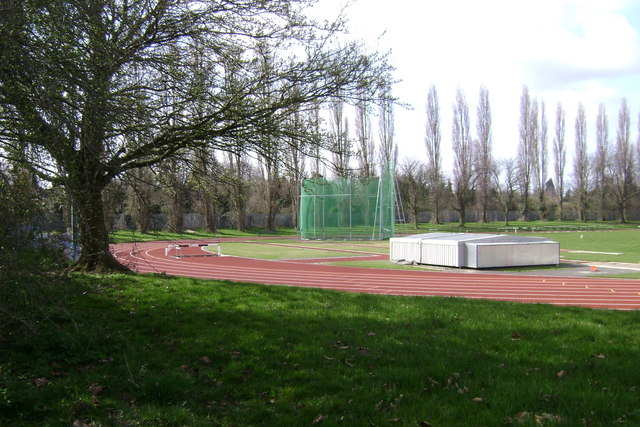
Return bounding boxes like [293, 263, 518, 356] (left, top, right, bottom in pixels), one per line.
[3, 272, 640, 426]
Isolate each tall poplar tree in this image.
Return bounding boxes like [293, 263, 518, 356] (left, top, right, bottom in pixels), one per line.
[594, 103, 609, 221]
[425, 85, 444, 224]
[573, 102, 590, 221]
[475, 86, 493, 223]
[451, 88, 474, 227]
[553, 103, 567, 220]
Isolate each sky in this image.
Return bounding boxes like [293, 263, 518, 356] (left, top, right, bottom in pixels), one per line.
[310, 0, 640, 175]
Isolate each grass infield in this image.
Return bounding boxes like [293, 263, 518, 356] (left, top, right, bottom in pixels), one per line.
[2, 272, 640, 426]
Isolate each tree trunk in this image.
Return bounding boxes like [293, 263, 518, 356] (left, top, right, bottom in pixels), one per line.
[458, 206, 466, 227]
[72, 184, 126, 272]
[266, 179, 278, 232]
[204, 201, 218, 233]
[620, 205, 627, 223]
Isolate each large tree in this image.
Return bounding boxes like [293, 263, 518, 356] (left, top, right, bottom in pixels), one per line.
[0, 0, 390, 270]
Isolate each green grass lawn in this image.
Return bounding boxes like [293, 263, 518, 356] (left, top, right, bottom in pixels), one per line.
[3, 271, 640, 426]
[212, 242, 364, 260]
[110, 227, 298, 244]
[215, 240, 389, 260]
[404, 220, 639, 234]
[528, 230, 640, 264]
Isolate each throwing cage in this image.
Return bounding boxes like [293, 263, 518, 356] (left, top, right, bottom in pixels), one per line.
[299, 164, 396, 240]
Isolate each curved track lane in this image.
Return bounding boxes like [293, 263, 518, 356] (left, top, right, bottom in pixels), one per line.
[111, 240, 640, 310]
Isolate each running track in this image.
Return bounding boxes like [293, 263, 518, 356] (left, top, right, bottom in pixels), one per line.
[111, 240, 640, 310]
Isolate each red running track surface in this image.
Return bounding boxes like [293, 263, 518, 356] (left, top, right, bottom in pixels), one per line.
[111, 240, 640, 310]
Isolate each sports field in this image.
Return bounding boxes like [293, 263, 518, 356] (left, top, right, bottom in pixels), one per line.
[111, 228, 640, 309]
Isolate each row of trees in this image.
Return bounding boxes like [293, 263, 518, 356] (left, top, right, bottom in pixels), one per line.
[402, 85, 640, 228]
[2, 2, 639, 272]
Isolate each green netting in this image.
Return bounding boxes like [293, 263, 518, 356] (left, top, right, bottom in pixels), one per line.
[299, 165, 395, 240]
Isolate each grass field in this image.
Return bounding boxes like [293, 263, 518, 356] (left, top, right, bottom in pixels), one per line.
[3, 271, 640, 426]
[109, 227, 297, 244]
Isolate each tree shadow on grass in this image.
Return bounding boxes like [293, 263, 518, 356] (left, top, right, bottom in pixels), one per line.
[2, 274, 640, 426]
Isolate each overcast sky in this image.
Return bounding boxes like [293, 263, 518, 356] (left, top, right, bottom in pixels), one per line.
[311, 0, 640, 175]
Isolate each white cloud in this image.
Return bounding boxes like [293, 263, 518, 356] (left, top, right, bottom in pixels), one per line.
[311, 0, 640, 174]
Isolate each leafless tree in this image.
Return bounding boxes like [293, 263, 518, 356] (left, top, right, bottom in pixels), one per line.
[425, 85, 445, 224]
[398, 158, 429, 229]
[378, 84, 396, 168]
[451, 88, 475, 227]
[573, 102, 590, 221]
[492, 158, 519, 226]
[157, 158, 189, 233]
[518, 86, 536, 220]
[283, 110, 310, 230]
[125, 167, 156, 234]
[594, 103, 610, 221]
[535, 101, 548, 219]
[475, 86, 493, 223]
[611, 98, 636, 223]
[355, 88, 376, 179]
[258, 140, 282, 232]
[553, 102, 567, 220]
[226, 149, 250, 232]
[310, 102, 324, 178]
[190, 147, 226, 233]
[330, 97, 352, 178]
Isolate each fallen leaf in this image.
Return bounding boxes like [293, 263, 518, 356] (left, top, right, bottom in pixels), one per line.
[341, 359, 354, 368]
[511, 332, 522, 340]
[367, 332, 377, 337]
[332, 341, 349, 350]
[388, 418, 401, 423]
[472, 397, 485, 403]
[201, 356, 211, 364]
[591, 353, 606, 359]
[312, 414, 326, 424]
[31, 377, 49, 387]
[420, 421, 432, 427]
[557, 370, 566, 378]
[323, 355, 335, 361]
[88, 384, 104, 396]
